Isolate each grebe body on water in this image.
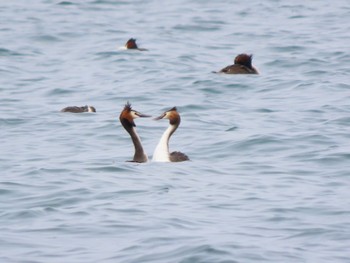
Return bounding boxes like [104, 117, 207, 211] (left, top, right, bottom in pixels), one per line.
[219, 54, 259, 74]
[61, 105, 96, 113]
[152, 107, 189, 162]
[123, 38, 148, 51]
[119, 102, 150, 163]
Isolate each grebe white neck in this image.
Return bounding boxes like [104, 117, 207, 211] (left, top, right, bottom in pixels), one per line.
[152, 125, 174, 162]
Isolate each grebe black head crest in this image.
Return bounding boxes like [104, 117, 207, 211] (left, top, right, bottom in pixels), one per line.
[234, 54, 253, 69]
[120, 102, 150, 127]
[124, 101, 132, 112]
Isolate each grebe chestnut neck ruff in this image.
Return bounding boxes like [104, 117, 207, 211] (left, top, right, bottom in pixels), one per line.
[152, 107, 189, 162]
[119, 102, 150, 163]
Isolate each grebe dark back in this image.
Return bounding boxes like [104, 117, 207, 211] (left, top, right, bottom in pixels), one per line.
[61, 105, 96, 113]
[219, 54, 259, 74]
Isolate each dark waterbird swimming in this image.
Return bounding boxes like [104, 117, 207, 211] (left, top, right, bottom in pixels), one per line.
[218, 53, 259, 74]
[124, 38, 148, 51]
[61, 105, 96, 113]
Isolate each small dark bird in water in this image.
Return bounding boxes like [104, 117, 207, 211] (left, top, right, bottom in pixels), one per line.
[61, 105, 96, 113]
[124, 38, 148, 51]
[218, 54, 259, 74]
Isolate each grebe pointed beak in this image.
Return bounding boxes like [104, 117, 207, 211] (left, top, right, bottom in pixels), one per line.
[154, 113, 166, 120]
[136, 112, 151, 118]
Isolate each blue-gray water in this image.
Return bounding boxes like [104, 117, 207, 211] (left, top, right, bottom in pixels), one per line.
[1, 0, 350, 262]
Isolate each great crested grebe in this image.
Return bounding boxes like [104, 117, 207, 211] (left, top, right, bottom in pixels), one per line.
[119, 102, 150, 163]
[152, 107, 189, 162]
[61, 105, 96, 113]
[219, 53, 259, 74]
[124, 38, 148, 51]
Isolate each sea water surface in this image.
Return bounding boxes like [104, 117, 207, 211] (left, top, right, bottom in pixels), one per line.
[1, 0, 350, 262]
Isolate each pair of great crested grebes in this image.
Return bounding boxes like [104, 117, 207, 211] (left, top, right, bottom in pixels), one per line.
[61, 102, 188, 163]
[120, 102, 189, 163]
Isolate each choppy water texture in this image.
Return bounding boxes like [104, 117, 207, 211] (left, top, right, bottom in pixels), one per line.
[1, 0, 350, 262]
